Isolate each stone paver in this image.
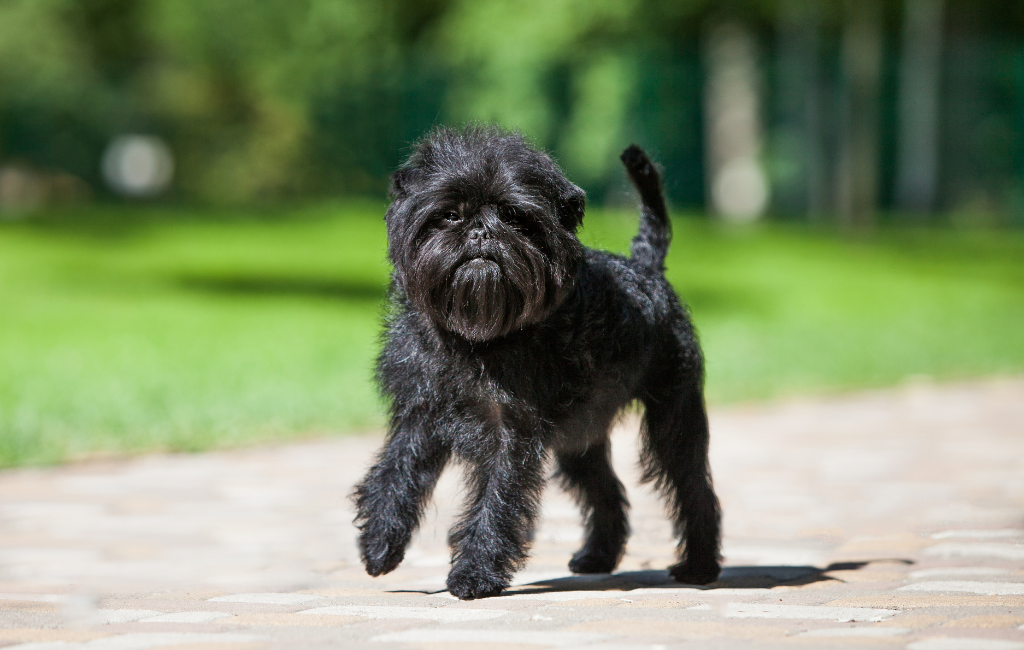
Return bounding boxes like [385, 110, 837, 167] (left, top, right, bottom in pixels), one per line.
[0, 377, 1021, 649]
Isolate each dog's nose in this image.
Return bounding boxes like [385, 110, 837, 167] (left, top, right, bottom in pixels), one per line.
[468, 227, 490, 241]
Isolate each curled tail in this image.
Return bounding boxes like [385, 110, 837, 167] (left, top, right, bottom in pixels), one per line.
[621, 145, 671, 271]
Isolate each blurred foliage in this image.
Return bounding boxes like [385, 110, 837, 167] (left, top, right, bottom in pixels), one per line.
[0, 0, 1022, 215]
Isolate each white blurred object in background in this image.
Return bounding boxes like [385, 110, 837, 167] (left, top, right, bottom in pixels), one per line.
[895, 0, 944, 212]
[703, 22, 769, 222]
[102, 135, 174, 198]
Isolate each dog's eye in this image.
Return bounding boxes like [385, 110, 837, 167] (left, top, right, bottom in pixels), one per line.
[500, 206, 522, 223]
[442, 211, 461, 223]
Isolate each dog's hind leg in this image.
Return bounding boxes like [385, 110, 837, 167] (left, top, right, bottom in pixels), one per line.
[639, 374, 722, 585]
[556, 441, 630, 574]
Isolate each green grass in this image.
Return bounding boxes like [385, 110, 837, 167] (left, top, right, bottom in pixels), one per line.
[1, 203, 1022, 466]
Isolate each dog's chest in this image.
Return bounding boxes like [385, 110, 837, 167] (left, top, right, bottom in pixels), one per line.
[456, 342, 587, 410]
[451, 341, 631, 446]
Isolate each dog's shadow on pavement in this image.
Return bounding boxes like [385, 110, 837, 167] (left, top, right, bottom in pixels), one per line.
[500, 560, 914, 595]
[394, 560, 914, 597]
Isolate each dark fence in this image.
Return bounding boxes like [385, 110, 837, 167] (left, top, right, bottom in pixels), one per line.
[0, 0, 1021, 224]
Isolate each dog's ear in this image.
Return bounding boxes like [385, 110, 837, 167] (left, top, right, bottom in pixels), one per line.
[390, 168, 412, 199]
[557, 182, 586, 231]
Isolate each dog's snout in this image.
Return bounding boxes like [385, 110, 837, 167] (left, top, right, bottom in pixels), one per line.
[467, 205, 499, 242]
[468, 226, 491, 241]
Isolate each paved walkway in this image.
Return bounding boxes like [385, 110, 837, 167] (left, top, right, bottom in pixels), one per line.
[0, 378, 1021, 649]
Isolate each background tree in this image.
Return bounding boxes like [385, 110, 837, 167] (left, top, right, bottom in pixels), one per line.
[0, 0, 1021, 223]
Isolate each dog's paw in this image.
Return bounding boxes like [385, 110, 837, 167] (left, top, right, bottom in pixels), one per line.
[446, 567, 508, 600]
[568, 549, 619, 574]
[359, 534, 406, 577]
[669, 559, 721, 585]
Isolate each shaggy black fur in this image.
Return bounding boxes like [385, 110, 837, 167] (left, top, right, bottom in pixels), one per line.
[353, 126, 722, 600]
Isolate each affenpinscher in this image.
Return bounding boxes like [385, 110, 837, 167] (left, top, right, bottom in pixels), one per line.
[353, 125, 721, 600]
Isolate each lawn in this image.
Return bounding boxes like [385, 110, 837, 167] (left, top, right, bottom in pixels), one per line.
[1, 202, 1022, 466]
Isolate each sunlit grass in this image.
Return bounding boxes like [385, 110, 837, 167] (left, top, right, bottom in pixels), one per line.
[586, 214, 1024, 401]
[1, 202, 1022, 466]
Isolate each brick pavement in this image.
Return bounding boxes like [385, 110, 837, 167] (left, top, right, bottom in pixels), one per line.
[0, 377, 1021, 649]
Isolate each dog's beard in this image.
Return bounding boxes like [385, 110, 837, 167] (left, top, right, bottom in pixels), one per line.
[404, 231, 571, 342]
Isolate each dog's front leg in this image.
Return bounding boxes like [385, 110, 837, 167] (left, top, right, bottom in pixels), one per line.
[353, 415, 450, 577]
[447, 434, 546, 600]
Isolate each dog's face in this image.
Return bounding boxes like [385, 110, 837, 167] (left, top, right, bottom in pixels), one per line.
[385, 127, 585, 342]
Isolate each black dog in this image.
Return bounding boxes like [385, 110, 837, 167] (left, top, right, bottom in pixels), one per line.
[353, 125, 721, 600]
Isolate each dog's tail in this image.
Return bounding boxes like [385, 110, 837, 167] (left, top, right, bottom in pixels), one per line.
[621, 145, 671, 272]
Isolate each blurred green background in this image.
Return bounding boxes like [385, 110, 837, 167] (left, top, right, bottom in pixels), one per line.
[1, 0, 1022, 466]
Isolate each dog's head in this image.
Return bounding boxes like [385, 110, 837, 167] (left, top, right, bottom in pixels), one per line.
[385, 126, 585, 342]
